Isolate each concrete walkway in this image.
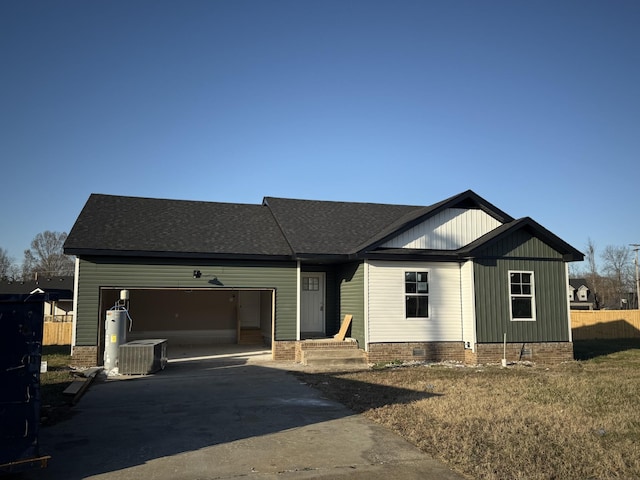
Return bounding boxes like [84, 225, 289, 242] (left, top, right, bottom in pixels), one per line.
[18, 347, 466, 479]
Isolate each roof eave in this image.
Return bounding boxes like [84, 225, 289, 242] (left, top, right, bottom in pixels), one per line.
[65, 248, 296, 262]
[361, 248, 463, 262]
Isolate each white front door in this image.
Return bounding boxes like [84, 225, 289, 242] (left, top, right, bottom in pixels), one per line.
[300, 272, 325, 335]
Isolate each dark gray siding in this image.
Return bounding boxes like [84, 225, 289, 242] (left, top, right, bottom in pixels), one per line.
[479, 229, 564, 259]
[75, 257, 297, 346]
[474, 233, 569, 343]
[337, 262, 365, 347]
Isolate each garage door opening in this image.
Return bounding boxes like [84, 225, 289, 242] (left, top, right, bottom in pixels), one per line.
[98, 287, 274, 360]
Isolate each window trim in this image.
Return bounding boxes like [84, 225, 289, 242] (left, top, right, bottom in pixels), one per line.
[404, 270, 430, 319]
[508, 270, 536, 322]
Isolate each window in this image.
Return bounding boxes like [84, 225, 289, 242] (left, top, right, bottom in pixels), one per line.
[302, 276, 319, 291]
[509, 271, 535, 321]
[405, 271, 429, 318]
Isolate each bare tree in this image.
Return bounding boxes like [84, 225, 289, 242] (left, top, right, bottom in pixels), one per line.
[601, 245, 634, 308]
[0, 247, 18, 280]
[583, 238, 601, 307]
[22, 231, 75, 279]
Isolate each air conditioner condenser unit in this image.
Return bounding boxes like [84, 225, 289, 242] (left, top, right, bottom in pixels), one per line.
[118, 339, 168, 375]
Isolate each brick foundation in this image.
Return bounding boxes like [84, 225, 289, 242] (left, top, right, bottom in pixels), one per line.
[471, 342, 574, 364]
[272, 341, 297, 361]
[273, 339, 360, 362]
[464, 348, 477, 365]
[366, 342, 466, 364]
[71, 346, 99, 368]
[365, 341, 574, 365]
[295, 339, 358, 363]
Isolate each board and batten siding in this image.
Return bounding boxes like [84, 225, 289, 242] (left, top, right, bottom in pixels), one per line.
[367, 260, 463, 343]
[74, 256, 298, 346]
[473, 232, 569, 343]
[337, 262, 365, 347]
[382, 208, 503, 250]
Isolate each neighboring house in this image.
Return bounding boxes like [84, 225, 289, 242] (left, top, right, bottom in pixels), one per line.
[63, 190, 584, 367]
[568, 279, 596, 310]
[0, 277, 74, 321]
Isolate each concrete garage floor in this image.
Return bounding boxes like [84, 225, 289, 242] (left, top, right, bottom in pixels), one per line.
[16, 346, 465, 480]
[167, 344, 274, 363]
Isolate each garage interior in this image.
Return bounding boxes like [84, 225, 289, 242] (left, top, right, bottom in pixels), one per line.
[99, 287, 274, 358]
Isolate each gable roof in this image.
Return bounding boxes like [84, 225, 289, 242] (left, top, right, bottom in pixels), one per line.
[569, 278, 595, 303]
[459, 217, 584, 261]
[354, 189, 514, 253]
[64, 191, 583, 263]
[569, 278, 591, 290]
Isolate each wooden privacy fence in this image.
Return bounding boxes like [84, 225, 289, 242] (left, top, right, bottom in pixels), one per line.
[43, 321, 73, 345]
[41, 311, 640, 345]
[571, 310, 640, 340]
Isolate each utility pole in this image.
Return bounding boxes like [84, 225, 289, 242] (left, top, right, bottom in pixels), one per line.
[631, 244, 640, 310]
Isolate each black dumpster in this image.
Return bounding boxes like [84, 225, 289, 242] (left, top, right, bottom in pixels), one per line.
[0, 293, 50, 472]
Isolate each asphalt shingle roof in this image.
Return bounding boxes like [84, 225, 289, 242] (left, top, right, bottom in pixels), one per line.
[64, 191, 583, 262]
[64, 194, 293, 258]
[264, 197, 423, 255]
[0, 276, 74, 297]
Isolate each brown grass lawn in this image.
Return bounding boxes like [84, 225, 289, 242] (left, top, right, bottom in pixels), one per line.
[296, 340, 640, 480]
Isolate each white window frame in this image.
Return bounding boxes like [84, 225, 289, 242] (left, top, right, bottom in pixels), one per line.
[508, 270, 536, 322]
[404, 270, 430, 319]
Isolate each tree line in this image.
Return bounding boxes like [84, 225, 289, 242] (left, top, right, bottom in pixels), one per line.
[571, 239, 639, 309]
[0, 231, 75, 281]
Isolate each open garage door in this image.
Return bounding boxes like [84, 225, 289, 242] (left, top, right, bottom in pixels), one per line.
[99, 287, 274, 356]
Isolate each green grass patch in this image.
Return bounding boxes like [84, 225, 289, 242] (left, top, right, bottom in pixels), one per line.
[39, 345, 75, 424]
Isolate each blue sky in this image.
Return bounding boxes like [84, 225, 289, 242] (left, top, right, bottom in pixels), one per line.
[1, 1, 639, 268]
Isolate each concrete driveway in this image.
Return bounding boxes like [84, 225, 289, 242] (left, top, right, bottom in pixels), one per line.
[18, 347, 465, 480]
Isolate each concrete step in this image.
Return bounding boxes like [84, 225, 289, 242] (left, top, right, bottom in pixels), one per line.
[301, 348, 368, 367]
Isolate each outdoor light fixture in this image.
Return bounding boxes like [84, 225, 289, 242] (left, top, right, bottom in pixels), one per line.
[193, 270, 201, 278]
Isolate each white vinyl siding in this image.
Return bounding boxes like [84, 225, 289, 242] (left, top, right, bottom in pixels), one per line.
[460, 260, 476, 350]
[367, 260, 462, 343]
[382, 208, 502, 250]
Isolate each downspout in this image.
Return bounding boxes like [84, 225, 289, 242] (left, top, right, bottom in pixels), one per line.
[458, 261, 464, 347]
[363, 260, 370, 351]
[565, 263, 573, 342]
[71, 257, 80, 354]
[296, 260, 301, 341]
[461, 258, 477, 352]
[470, 261, 477, 351]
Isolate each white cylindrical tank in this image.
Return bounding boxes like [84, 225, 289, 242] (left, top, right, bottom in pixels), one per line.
[104, 309, 128, 373]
